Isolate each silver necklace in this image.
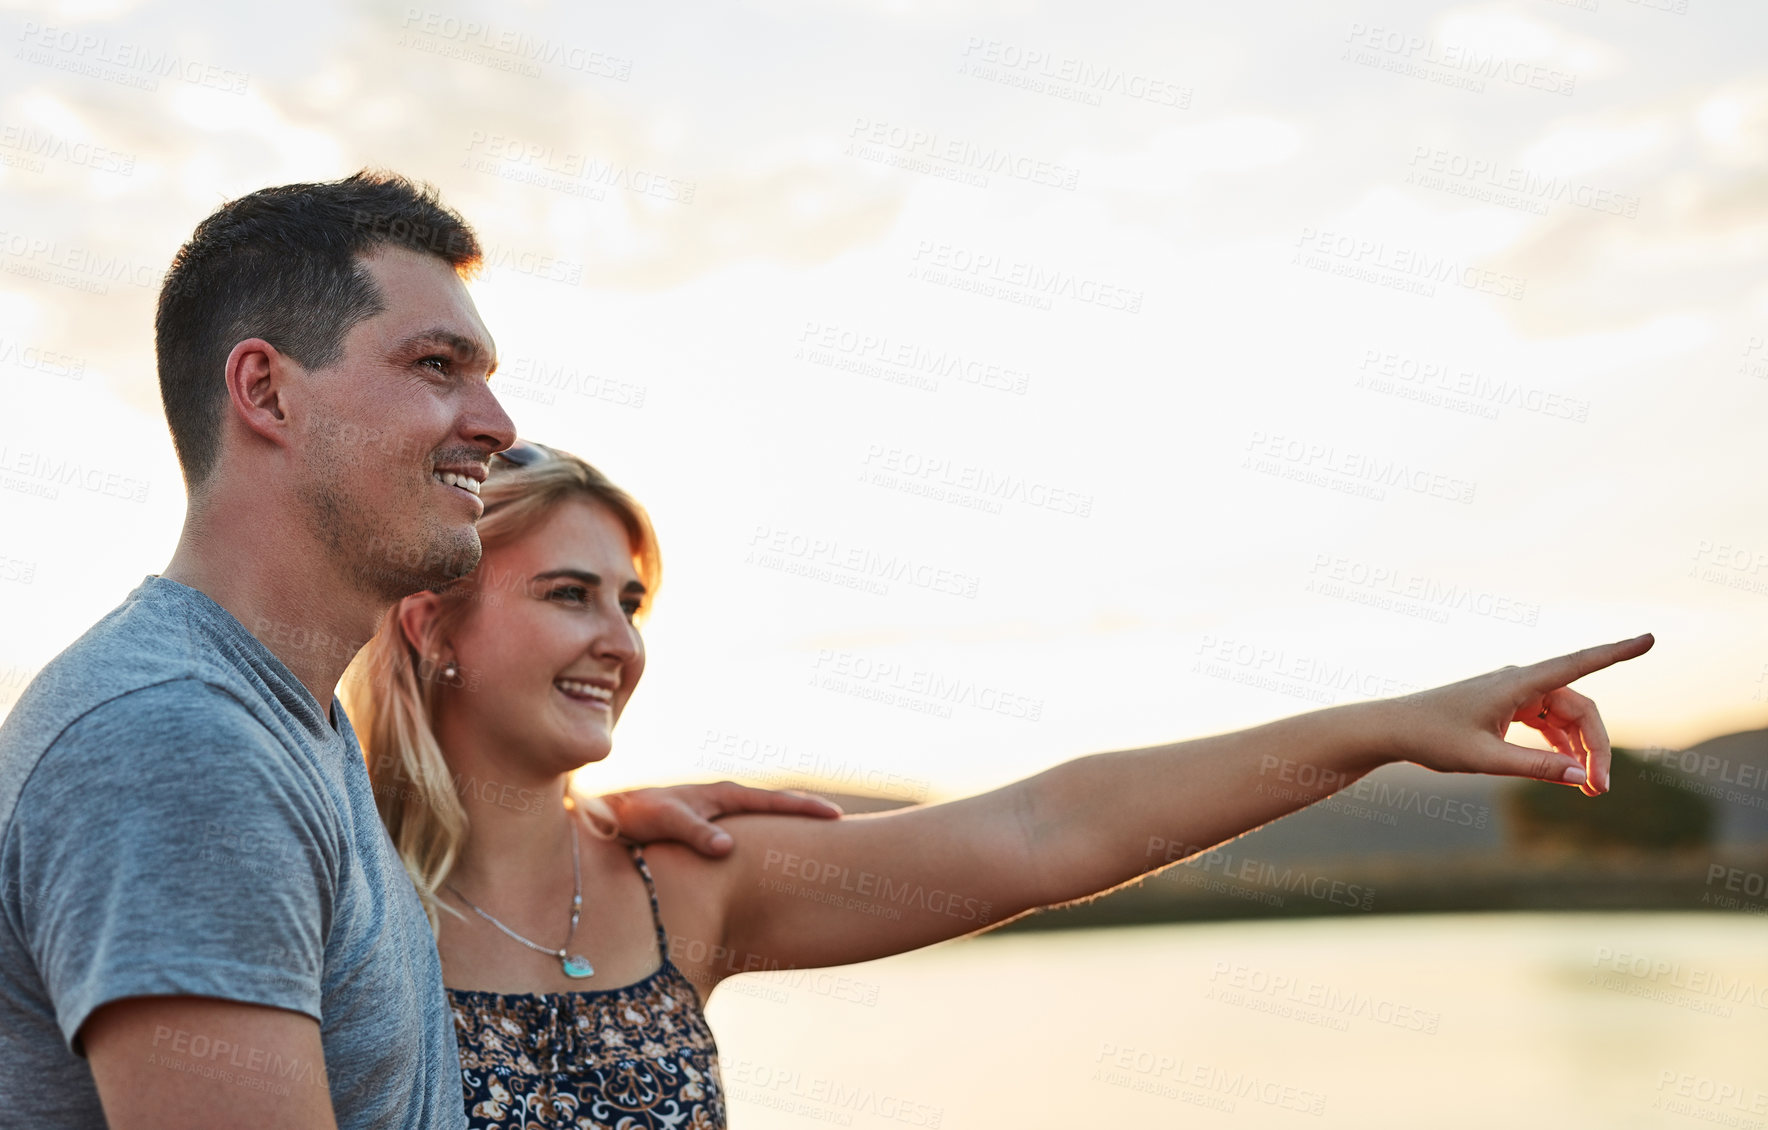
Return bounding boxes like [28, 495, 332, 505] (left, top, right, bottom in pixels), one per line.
[444, 820, 594, 979]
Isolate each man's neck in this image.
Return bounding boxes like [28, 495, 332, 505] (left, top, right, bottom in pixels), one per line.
[162, 505, 390, 718]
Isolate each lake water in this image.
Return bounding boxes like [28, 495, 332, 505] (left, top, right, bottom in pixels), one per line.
[704, 912, 1768, 1129]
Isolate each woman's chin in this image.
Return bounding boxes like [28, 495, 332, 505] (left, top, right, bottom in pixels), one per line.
[563, 736, 614, 768]
[576, 746, 612, 767]
[544, 703, 617, 763]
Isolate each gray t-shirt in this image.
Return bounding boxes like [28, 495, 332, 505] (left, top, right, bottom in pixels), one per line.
[0, 575, 465, 1128]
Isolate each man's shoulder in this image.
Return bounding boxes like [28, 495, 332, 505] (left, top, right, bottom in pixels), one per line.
[0, 580, 313, 839]
[3, 677, 346, 899]
[4, 681, 320, 848]
[0, 578, 267, 760]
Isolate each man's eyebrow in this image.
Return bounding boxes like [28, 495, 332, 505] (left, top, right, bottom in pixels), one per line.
[532, 568, 648, 596]
[395, 328, 498, 377]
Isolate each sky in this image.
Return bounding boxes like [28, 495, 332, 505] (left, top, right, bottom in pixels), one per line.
[1, 0, 1765, 803]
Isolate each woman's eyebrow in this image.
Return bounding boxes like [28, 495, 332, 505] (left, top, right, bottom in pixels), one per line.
[531, 568, 648, 596]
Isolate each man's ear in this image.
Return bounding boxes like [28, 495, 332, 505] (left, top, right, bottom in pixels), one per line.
[224, 337, 295, 448]
[397, 591, 445, 657]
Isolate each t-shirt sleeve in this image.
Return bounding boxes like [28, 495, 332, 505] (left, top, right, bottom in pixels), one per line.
[10, 679, 339, 1054]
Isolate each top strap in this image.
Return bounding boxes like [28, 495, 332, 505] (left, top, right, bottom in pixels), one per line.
[625, 843, 670, 962]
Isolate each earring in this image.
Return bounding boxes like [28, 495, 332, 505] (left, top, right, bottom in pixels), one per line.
[430, 653, 459, 684]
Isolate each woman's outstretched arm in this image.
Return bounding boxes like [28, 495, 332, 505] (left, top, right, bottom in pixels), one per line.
[652, 633, 1651, 983]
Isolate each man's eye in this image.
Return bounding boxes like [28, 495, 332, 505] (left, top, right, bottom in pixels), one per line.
[420, 356, 450, 373]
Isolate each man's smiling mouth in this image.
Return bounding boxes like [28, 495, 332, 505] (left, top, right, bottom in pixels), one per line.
[432, 468, 484, 496]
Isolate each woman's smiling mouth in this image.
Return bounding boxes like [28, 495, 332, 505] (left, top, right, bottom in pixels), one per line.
[555, 678, 614, 709]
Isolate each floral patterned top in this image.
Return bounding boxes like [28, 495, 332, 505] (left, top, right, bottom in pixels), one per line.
[447, 845, 726, 1130]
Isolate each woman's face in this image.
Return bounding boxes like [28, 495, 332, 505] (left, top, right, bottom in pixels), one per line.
[438, 495, 647, 775]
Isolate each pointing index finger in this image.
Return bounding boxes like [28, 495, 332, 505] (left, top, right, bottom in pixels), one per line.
[1521, 633, 1654, 694]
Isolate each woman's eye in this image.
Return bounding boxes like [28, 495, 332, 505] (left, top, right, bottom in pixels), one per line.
[620, 600, 643, 621]
[549, 586, 589, 604]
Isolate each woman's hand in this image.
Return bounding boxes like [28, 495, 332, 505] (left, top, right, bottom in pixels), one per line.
[1382, 632, 1654, 796]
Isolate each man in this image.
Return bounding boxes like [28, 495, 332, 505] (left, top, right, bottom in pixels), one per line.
[0, 171, 833, 1128]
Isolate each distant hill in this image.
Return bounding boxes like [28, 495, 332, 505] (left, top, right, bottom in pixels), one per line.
[1505, 749, 1715, 851]
[1668, 726, 1768, 844]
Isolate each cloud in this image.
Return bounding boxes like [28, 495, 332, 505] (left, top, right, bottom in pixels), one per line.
[1070, 116, 1304, 193]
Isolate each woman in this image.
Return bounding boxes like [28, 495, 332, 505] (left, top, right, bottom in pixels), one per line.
[343, 440, 1650, 1130]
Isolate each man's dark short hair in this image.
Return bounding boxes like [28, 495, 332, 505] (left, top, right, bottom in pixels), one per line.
[155, 170, 482, 489]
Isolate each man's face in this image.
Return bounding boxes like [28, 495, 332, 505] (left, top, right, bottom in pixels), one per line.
[293, 245, 516, 600]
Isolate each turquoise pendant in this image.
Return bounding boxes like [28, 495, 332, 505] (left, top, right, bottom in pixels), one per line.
[562, 954, 595, 979]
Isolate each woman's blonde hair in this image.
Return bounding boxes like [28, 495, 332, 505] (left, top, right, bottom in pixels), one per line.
[341, 442, 662, 934]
